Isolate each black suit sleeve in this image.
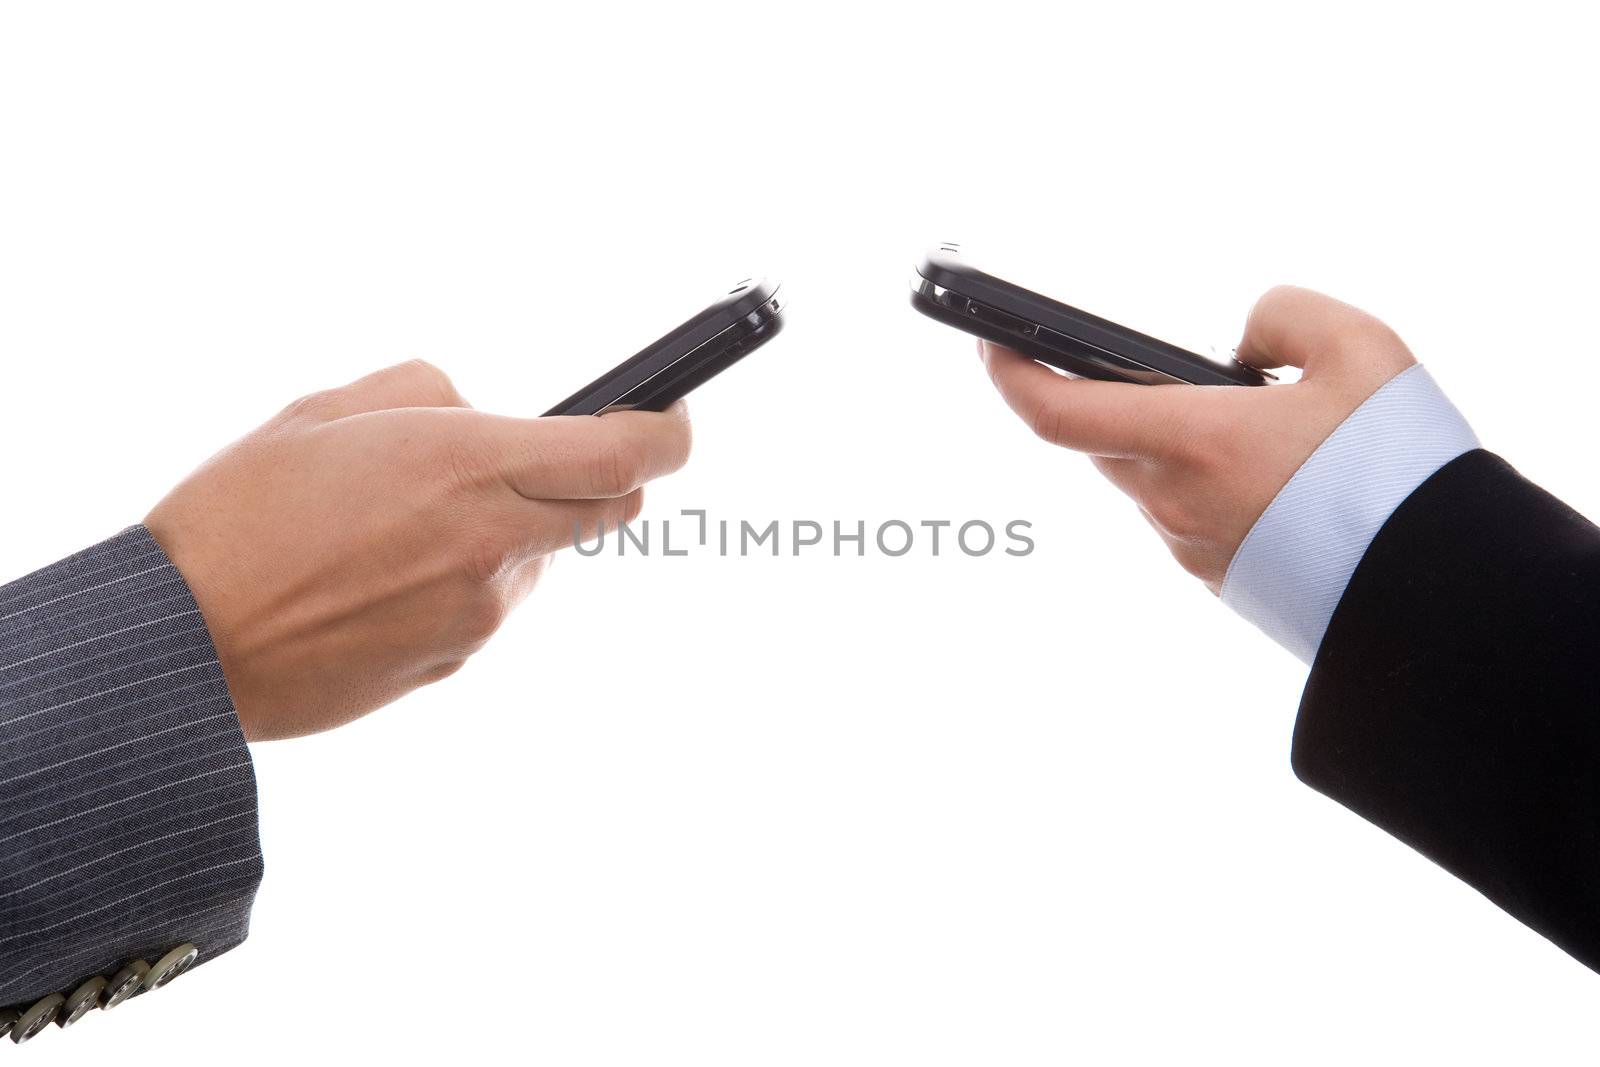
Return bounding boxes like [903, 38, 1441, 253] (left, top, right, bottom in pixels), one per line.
[1295, 449, 1600, 972]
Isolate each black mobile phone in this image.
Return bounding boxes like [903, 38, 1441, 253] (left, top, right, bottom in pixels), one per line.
[544, 278, 785, 416]
[910, 244, 1268, 387]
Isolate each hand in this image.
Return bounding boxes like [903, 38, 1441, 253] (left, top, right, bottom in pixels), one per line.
[145, 360, 691, 741]
[980, 286, 1417, 593]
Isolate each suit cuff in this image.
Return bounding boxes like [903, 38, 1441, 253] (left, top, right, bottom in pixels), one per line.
[1220, 364, 1479, 664]
[0, 526, 263, 1014]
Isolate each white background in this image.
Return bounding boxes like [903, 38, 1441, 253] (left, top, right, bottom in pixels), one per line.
[3, 1, 1598, 1062]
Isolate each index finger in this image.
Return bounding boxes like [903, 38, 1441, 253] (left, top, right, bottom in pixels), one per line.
[485, 401, 694, 500]
[980, 341, 1197, 459]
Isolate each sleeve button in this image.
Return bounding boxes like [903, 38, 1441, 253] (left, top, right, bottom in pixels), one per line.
[58, 976, 108, 1028]
[144, 943, 200, 991]
[0, 1007, 19, 1041]
[102, 960, 150, 1009]
[10, 994, 65, 1044]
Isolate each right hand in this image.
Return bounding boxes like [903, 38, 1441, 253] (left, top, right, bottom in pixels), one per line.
[145, 360, 691, 741]
[980, 286, 1418, 592]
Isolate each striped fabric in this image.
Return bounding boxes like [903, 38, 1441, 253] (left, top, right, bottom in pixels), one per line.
[0, 526, 262, 1007]
[1221, 364, 1480, 665]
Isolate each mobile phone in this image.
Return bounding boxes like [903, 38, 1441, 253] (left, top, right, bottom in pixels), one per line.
[910, 244, 1268, 387]
[544, 278, 785, 416]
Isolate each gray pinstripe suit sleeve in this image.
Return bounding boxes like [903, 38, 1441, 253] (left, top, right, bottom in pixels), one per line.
[0, 525, 263, 1009]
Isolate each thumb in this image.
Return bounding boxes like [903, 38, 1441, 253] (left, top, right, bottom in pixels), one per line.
[1236, 285, 1415, 382]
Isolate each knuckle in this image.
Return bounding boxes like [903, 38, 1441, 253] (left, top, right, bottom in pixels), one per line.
[591, 441, 646, 496]
[422, 658, 467, 686]
[1255, 284, 1303, 313]
[1148, 496, 1203, 543]
[400, 359, 462, 404]
[457, 591, 506, 647]
[280, 389, 338, 423]
[459, 526, 513, 584]
[1177, 418, 1232, 473]
[1183, 445, 1228, 486]
[1250, 283, 1320, 326]
[1343, 319, 1413, 372]
[1026, 397, 1066, 445]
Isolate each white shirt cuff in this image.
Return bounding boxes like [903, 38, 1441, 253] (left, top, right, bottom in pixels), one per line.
[1220, 364, 1479, 665]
